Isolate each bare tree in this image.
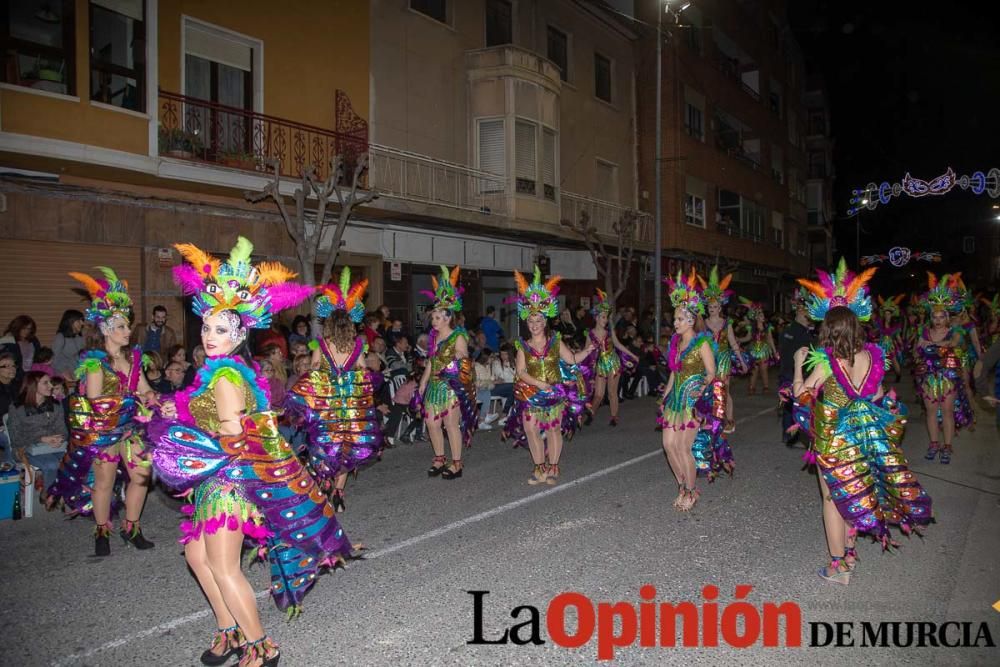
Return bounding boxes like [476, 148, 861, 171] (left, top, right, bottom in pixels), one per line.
[560, 209, 640, 311]
[246, 155, 377, 296]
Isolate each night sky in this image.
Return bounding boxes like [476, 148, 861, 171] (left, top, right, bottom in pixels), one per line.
[788, 0, 1000, 292]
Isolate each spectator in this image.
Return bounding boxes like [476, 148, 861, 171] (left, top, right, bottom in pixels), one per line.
[260, 344, 288, 386]
[469, 329, 489, 361]
[1, 315, 40, 378]
[362, 313, 381, 346]
[370, 337, 389, 370]
[384, 369, 420, 446]
[384, 319, 405, 347]
[51, 309, 86, 380]
[289, 315, 311, 347]
[131, 305, 178, 356]
[474, 349, 499, 429]
[259, 359, 286, 405]
[622, 335, 663, 399]
[377, 304, 392, 322]
[163, 361, 188, 392]
[7, 371, 68, 488]
[479, 306, 504, 352]
[386, 335, 412, 377]
[490, 343, 516, 418]
[144, 351, 172, 394]
[30, 347, 58, 378]
[556, 307, 577, 338]
[255, 320, 289, 359]
[0, 350, 20, 424]
[192, 344, 206, 370]
[289, 340, 309, 363]
[287, 353, 312, 391]
[166, 344, 195, 388]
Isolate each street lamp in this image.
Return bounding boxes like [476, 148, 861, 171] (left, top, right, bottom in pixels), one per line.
[654, 0, 692, 344]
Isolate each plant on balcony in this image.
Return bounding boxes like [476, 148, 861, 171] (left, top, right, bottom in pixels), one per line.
[158, 128, 203, 159]
[218, 150, 259, 171]
[560, 209, 640, 313]
[246, 154, 378, 322]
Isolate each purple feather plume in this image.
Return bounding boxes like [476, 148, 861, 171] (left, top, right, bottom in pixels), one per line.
[173, 265, 205, 295]
[268, 283, 314, 311]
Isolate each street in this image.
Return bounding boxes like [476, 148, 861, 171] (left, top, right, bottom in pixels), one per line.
[2, 378, 998, 667]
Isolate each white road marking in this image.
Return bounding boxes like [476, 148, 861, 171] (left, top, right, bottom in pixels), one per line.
[53, 405, 775, 666]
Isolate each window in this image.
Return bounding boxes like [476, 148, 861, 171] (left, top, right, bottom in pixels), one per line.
[0, 0, 76, 95]
[485, 0, 511, 47]
[808, 152, 826, 179]
[768, 77, 783, 118]
[788, 110, 798, 147]
[89, 0, 145, 112]
[596, 159, 617, 202]
[717, 189, 740, 233]
[411, 0, 447, 24]
[685, 103, 703, 141]
[771, 144, 783, 184]
[740, 200, 765, 242]
[515, 119, 536, 195]
[546, 25, 568, 81]
[594, 52, 612, 103]
[477, 118, 505, 193]
[771, 211, 784, 248]
[542, 128, 557, 201]
[184, 21, 255, 156]
[684, 193, 705, 228]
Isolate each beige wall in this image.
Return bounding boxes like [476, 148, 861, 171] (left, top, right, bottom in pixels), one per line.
[370, 0, 636, 205]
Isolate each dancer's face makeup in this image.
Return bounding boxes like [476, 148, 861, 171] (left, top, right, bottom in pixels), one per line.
[104, 316, 131, 348]
[931, 310, 949, 327]
[674, 309, 693, 334]
[708, 302, 721, 318]
[527, 313, 546, 336]
[201, 312, 244, 357]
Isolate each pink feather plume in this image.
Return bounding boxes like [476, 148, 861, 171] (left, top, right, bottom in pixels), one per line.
[267, 283, 314, 311]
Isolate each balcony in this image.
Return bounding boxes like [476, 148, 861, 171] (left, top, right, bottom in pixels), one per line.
[157, 90, 367, 182]
[368, 144, 508, 217]
[561, 192, 653, 246]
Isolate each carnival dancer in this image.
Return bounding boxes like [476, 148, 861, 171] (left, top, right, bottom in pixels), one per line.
[285, 268, 381, 513]
[951, 275, 983, 404]
[418, 265, 477, 480]
[874, 294, 906, 382]
[46, 268, 157, 557]
[738, 297, 778, 394]
[658, 270, 730, 511]
[699, 266, 747, 433]
[793, 258, 932, 585]
[502, 267, 593, 485]
[980, 294, 1000, 347]
[914, 272, 973, 463]
[778, 288, 815, 446]
[585, 289, 637, 426]
[150, 238, 357, 667]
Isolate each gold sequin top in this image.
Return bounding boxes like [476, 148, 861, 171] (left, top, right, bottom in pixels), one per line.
[430, 329, 469, 374]
[674, 336, 710, 385]
[187, 369, 262, 434]
[710, 320, 732, 352]
[518, 334, 562, 384]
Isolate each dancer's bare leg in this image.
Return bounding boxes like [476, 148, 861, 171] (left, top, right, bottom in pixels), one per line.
[186, 536, 238, 658]
[91, 458, 117, 528]
[592, 375, 607, 418]
[204, 528, 266, 642]
[607, 373, 621, 419]
[444, 409, 463, 471]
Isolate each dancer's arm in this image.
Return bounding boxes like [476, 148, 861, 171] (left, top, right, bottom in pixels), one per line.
[85, 368, 104, 399]
[611, 329, 638, 360]
[454, 333, 469, 360]
[562, 338, 594, 365]
[517, 347, 550, 391]
[727, 323, 747, 371]
[310, 345, 322, 370]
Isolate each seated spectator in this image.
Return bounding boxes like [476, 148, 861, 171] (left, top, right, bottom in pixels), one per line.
[1, 315, 40, 380]
[192, 344, 207, 370]
[0, 351, 20, 418]
[370, 337, 389, 370]
[51, 309, 85, 381]
[163, 360, 188, 392]
[384, 370, 420, 446]
[30, 347, 57, 378]
[260, 343, 289, 387]
[384, 319, 405, 347]
[49, 376, 71, 432]
[362, 313, 382, 346]
[7, 371, 67, 490]
[473, 349, 500, 429]
[385, 335, 412, 377]
[490, 344, 516, 419]
[622, 335, 663, 399]
[166, 344, 195, 388]
[289, 339, 310, 364]
[144, 351, 173, 395]
[255, 320, 289, 359]
[289, 315, 311, 347]
[287, 353, 311, 391]
[259, 359, 286, 405]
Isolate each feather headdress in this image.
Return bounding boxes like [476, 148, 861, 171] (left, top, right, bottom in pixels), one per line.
[68, 267, 132, 327]
[173, 236, 312, 329]
[796, 257, 876, 322]
[738, 296, 764, 321]
[316, 267, 368, 323]
[922, 272, 961, 315]
[697, 265, 734, 306]
[419, 265, 463, 312]
[948, 273, 974, 312]
[980, 293, 1000, 318]
[877, 293, 905, 318]
[790, 286, 810, 310]
[591, 288, 612, 317]
[666, 268, 705, 317]
[511, 266, 561, 320]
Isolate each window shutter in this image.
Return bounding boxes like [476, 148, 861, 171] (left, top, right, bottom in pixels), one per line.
[515, 120, 536, 179]
[542, 128, 556, 200]
[185, 23, 252, 72]
[478, 119, 505, 176]
[596, 161, 616, 202]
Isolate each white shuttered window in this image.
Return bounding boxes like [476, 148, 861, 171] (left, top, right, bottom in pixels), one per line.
[542, 128, 556, 201]
[515, 119, 536, 195]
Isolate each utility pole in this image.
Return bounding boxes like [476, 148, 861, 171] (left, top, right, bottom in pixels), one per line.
[654, 3, 663, 344]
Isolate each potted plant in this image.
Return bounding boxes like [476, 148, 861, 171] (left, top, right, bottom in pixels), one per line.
[218, 150, 259, 171]
[158, 128, 203, 159]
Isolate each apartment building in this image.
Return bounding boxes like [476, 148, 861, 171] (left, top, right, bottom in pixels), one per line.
[804, 74, 835, 270]
[637, 0, 811, 308]
[0, 0, 372, 342]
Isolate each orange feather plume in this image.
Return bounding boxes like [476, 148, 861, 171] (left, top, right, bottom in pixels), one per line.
[514, 270, 530, 295]
[256, 261, 297, 286]
[450, 265, 461, 286]
[174, 243, 221, 277]
[796, 277, 827, 299]
[346, 278, 369, 307]
[544, 274, 562, 292]
[926, 271, 938, 289]
[718, 273, 733, 291]
[68, 271, 102, 298]
[844, 267, 877, 300]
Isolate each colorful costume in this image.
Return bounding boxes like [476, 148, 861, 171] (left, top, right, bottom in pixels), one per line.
[874, 295, 905, 370]
[659, 270, 732, 478]
[587, 289, 625, 377]
[502, 267, 588, 448]
[795, 259, 932, 546]
[47, 268, 149, 517]
[740, 297, 778, 367]
[284, 269, 382, 491]
[980, 295, 1000, 347]
[418, 265, 478, 446]
[698, 266, 737, 379]
[149, 237, 350, 614]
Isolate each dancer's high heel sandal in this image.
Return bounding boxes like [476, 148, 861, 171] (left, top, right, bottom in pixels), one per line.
[120, 519, 155, 550]
[441, 460, 463, 480]
[679, 486, 700, 511]
[609, 416, 619, 427]
[924, 441, 939, 461]
[94, 522, 112, 557]
[939, 445, 952, 464]
[545, 463, 560, 486]
[817, 554, 851, 586]
[527, 464, 548, 486]
[672, 485, 685, 509]
[844, 546, 859, 572]
[427, 455, 448, 477]
[201, 625, 243, 666]
[330, 489, 346, 513]
[239, 636, 279, 667]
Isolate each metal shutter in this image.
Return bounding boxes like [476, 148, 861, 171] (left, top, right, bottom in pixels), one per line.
[478, 119, 505, 176]
[0, 240, 142, 346]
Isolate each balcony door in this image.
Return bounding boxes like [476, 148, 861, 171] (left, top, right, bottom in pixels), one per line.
[182, 20, 257, 159]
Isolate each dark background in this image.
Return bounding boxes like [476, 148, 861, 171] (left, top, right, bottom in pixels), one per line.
[788, 0, 1000, 294]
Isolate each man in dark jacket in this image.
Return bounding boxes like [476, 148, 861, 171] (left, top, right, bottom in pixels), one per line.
[779, 295, 815, 445]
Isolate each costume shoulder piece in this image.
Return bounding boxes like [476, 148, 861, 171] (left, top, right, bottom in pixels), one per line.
[191, 356, 269, 409]
[75, 349, 109, 378]
[803, 347, 832, 376]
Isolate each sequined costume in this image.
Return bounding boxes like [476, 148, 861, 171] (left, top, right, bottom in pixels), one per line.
[148, 355, 352, 613]
[874, 316, 904, 370]
[658, 332, 732, 478]
[589, 328, 622, 377]
[502, 334, 588, 448]
[915, 327, 974, 431]
[708, 320, 735, 379]
[420, 328, 478, 446]
[794, 343, 932, 546]
[46, 347, 147, 515]
[747, 324, 777, 366]
[955, 321, 979, 371]
[284, 337, 382, 489]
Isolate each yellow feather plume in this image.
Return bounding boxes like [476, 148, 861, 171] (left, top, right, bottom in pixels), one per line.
[256, 261, 297, 286]
[174, 243, 221, 277]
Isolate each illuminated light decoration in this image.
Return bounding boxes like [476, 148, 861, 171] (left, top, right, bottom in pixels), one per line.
[860, 247, 942, 267]
[846, 167, 1000, 215]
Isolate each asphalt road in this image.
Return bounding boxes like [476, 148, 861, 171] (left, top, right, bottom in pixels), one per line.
[2, 377, 998, 666]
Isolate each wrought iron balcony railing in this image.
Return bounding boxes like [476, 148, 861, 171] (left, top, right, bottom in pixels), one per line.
[157, 90, 367, 182]
[560, 192, 653, 245]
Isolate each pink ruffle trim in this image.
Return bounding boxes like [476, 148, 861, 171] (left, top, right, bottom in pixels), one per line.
[96, 450, 121, 463]
[177, 510, 272, 545]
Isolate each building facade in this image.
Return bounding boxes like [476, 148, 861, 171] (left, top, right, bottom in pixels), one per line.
[804, 74, 835, 270]
[637, 0, 811, 309]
